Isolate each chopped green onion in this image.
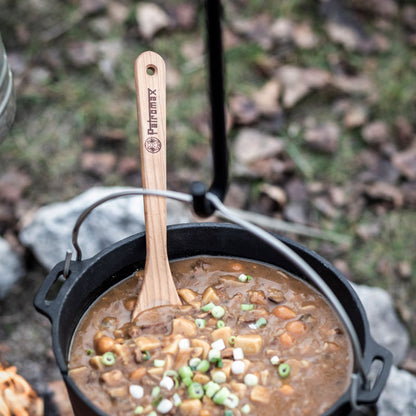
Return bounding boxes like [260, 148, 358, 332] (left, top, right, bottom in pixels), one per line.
[101, 352, 116, 366]
[216, 358, 224, 368]
[189, 358, 201, 370]
[156, 399, 173, 414]
[134, 405, 144, 415]
[142, 350, 151, 361]
[211, 306, 225, 319]
[152, 395, 162, 407]
[212, 371, 227, 384]
[270, 355, 280, 365]
[129, 385, 144, 399]
[225, 411, 234, 416]
[195, 318, 206, 328]
[196, 359, 210, 373]
[278, 362, 291, 378]
[240, 304, 254, 311]
[160, 376, 174, 390]
[244, 373, 259, 386]
[233, 347, 244, 360]
[188, 382, 204, 399]
[208, 349, 221, 363]
[241, 404, 251, 414]
[228, 336, 236, 345]
[247, 275, 253, 281]
[224, 394, 239, 409]
[173, 393, 182, 406]
[217, 320, 225, 328]
[148, 412, 157, 416]
[179, 366, 194, 380]
[211, 339, 226, 351]
[213, 387, 231, 405]
[85, 349, 95, 356]
[204, 381, 221, 398]
[164, 370, 178, 378]
[256, 317, 267, 328]
[151, 386, 160, 397]
[153, 359, 165, 368]
[182, 377, 193, 387]
[202, 302, 216, 312]
[238, 274, 248, 282]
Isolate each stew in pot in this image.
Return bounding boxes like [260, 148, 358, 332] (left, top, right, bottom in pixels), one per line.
[68, 256, 352, 416]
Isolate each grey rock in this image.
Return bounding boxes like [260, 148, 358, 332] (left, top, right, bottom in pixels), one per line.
[20, 187, 193, 269]
[0, 237, 25, 298]
[377, 366, 416, 416]
[352, 284, 409, 365]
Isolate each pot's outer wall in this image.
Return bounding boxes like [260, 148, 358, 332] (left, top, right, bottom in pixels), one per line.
[34, 223, 392, 416]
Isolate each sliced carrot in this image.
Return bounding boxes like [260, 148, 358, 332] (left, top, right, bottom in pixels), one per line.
[285, 320, 307, 335]
[279, 332, 294, 347]
[279, 384, 295, 395]
[272, 305, 297, 320]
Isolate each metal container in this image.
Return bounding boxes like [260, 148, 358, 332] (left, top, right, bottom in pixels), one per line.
[35, 214, 392, 416]
[0, 34, 16, 143]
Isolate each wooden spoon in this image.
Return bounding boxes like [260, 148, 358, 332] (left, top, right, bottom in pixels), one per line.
[132, 51, 181, 320]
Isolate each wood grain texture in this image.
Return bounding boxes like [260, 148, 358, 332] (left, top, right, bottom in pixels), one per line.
[132, 51, 181, 320]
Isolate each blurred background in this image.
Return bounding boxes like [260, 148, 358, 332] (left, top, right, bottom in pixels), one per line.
[0, 0, 415, 407]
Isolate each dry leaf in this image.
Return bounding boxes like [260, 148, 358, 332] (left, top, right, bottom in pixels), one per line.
[252, 79, 281, 116]
[81, 152, 117, 177]
[233, 128, 284, 165]
[293, 22, 319, 49]
[260, 183, 287, 206]
[304, 122, 340, 154]
[136, 3, 170, 40]
[229, 94, 259, 125]
[362, 121, 390, 145]
[392, 146, 416, 180]
[364, 182, 404, 207]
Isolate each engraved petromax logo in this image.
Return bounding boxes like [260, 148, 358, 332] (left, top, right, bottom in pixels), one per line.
[146, 88, 161, 154]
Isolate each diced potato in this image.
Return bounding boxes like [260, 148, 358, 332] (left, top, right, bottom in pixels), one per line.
[211, 359, 232, 379]
[193, 372, 210, 385]
[210, 327, 232, 346]
[202, 287, 220, 304]
[162, 335, 182, 355]
[171, 318, 197, 337]
[234, 334, 263, 354]
[250, 385, 271, 404]
[174, 348, 192, 369]
[113, 343, 130, 365]
[180, 399, 202, 416]
[199, 410, 211, 416]
[69, 366, 89, 386]
[248, 290, 267, 305]
[191, 339, 210, 359]
[135, 336, 161, 351]
[178, 288, 199, 304]
[230, 381, 247, 398]
[106, 385, 128, 398]
[147, 367, 164, 377]
[101, 370, 123, 386]
[129, 367, 146, 380]
[89, 356, 105, 371]
[191, 347, 204, 358]
[260, 370, 270, 385]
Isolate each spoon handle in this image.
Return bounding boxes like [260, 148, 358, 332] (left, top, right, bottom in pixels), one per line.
[133, 51, 180, 319]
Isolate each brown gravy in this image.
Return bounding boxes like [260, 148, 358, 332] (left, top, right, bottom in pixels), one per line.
[69, 256, 352, 416]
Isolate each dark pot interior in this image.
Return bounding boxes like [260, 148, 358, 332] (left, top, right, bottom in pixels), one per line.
[34, 223, 392, 416]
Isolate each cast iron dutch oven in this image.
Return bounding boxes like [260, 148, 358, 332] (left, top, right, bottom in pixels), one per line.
[34, 219, 392, 416]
